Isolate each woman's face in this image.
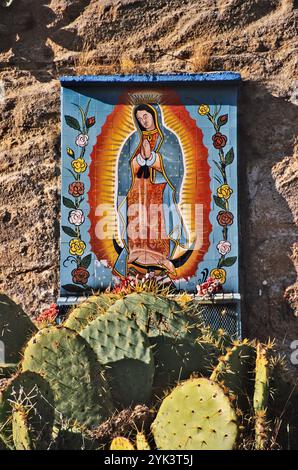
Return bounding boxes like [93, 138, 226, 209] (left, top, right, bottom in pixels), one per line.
[136, 110, 155, 131]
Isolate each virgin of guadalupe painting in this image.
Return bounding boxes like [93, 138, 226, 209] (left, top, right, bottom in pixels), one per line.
[88, 89, 212, 283]
[114, 103, 189, 278]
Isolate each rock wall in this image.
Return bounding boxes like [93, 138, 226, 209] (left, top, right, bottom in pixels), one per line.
[0, 0, 297, 367]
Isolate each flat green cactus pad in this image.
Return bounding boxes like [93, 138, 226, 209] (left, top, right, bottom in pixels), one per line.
[80, 311, 154, 407]
[107, 292, 186, 338]
[64, 294, 120, 333]
[106, 292, 213, 384]
[0, 371, 55, 450]
[152, 377, 238, 450]
[0, 294, 37, 363]
[210, 340, 256, 410]
[22, 326, 113, 429]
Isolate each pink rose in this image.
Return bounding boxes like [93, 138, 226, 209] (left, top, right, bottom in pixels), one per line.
[75, 133, 89, 147]
[216, 240, 231, 256]
[68, 209, 85, 226]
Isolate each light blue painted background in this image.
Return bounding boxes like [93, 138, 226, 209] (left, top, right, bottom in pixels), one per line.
[60, 83, 239, 295]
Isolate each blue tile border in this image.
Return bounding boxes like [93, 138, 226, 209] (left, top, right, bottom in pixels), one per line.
[60, 72, 241, 87]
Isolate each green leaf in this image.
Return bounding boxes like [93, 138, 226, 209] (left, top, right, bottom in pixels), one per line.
[85, 99, 91, 118]
[214, 174, 223, 185]
[213, 195, 226, 210]
[80, 254, 92, 269]
[225, 148, 234, 166]
[213, 160, 226, 179]
[220, 256, 237, 267]
[66, 168, 78, 180]
[62, 226, 77, 238]
[72, 103, 86, 133]
[62, 284, 90, 293]
[63, 196, 76, 209]
[65, 115, 81, 131]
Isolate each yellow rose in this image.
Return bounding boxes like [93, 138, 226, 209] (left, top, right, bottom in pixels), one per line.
[217, 184, 233, 200]
[69, 238, 86, 256]
[210, 268, 226, 284]
[72, 158, 87, 173]
[198, 104, 210, 116]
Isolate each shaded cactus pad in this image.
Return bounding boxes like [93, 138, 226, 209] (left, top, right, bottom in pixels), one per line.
[80, 310, 154, 407]
[0, 294, 37, 363]
[0, 371, 55, 450]
[152, 377, 238, 450]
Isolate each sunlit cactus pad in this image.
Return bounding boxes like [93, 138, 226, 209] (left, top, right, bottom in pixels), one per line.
[64, 294, 120, 333]
[22, 326, 113, 428]
[152, 377, 238, 450]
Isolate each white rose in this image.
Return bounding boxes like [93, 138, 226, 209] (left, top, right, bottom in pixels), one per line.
[75, 133, 89, 147]
[68, 209, 85, 226]
[216, 240, 232, 256]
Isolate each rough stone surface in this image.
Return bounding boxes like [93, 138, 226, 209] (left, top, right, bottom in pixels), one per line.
[0, 0, 297, 371]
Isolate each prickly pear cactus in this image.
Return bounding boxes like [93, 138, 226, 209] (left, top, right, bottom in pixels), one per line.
[0, 294, 37, 363]
[151, 377, 238, 450]
[12, 406, 32, 450]
[136, 431, 150, 450]
[110, 436, 135, 450]
[22, 326, 113, 429]
[210, 339, 256, 410]
[64, 294, 120, 333]
[107, 292, 216, 384]
[106, 292, 186, 338]
[208, 327, 234, 352]
[0, 371, 55, 450]
[52, 427, 98, 450]
[253, 343, 269, 450]
[80, 311, 154, 407]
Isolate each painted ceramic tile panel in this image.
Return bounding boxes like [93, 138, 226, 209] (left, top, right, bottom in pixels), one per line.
[60, 85, 238, 295]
